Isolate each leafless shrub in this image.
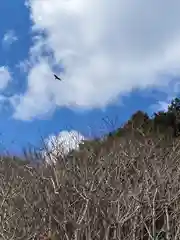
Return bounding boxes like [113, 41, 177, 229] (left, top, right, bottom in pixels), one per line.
[1, 132, 180, 239]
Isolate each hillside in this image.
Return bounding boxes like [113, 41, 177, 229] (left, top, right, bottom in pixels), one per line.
[1, 98, 180, 239]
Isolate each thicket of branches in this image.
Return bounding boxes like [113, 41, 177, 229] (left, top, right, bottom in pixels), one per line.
[1, 98, 180, 239]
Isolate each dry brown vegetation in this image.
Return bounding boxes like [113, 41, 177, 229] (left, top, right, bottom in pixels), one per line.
[0, 131, 180, 240]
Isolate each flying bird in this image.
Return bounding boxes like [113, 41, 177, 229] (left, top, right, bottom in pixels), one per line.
[54, 74, 62, 81]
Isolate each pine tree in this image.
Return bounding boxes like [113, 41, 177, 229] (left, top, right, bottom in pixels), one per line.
[167, 97, 180, 136]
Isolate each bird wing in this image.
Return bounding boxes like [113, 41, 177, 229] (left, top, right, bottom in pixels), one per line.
[54, 74, 61, 80]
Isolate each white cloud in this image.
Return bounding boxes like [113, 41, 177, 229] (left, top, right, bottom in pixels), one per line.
[12, 0, 180, 120]
[42, 130, 85, 164]
[2, 30, 18, 47]
[151, 100, 170, 113]
[0, 66, 12, 113]
[0, 66, 12, 90]
[149, 78, 180, 113]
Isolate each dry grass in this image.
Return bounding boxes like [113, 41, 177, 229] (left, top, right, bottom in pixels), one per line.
[0, 134, 179, 239]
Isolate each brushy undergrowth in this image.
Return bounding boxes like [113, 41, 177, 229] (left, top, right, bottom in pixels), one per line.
[0, 133, 180, 240]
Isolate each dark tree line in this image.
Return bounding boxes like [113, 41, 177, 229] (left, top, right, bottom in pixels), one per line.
[105, 97, 180, 140]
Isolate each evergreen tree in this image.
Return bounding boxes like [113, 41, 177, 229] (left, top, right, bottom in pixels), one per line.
[168, 97, 180, 136]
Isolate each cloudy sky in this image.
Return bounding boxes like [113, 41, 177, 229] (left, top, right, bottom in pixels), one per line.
[0, 0, 180, 155]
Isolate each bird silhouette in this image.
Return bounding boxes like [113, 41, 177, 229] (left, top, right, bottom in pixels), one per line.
[54, 74, 62, 81]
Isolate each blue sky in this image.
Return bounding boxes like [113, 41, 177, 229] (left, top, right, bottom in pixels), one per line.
[1, 0, 180, 155]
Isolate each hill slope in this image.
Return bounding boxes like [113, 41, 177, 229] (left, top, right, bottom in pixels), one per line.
[1, 97, 180, 239]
